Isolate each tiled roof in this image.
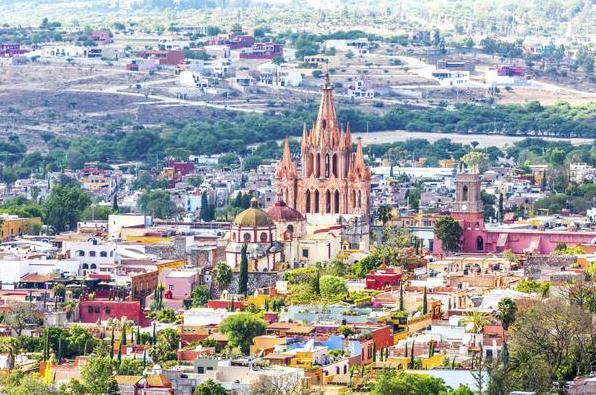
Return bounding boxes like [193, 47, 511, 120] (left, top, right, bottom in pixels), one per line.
[115, 375, 142, 385]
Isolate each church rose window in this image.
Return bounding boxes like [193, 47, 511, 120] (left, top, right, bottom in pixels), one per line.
[260, 232, 268, 242]
[243, 233, 251, 242]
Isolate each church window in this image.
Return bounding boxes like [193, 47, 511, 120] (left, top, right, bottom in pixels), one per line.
[286, 224, 294, 233]
[357, 190, 362, 208]
[305, 190, 311, 213]
[315, 153, 321, 177]
[462, 185, 468, 201]
[260, 232, 268, 242]
[476, 236, 484, 251]
[334, 190, 340, 214]
[325, 154, 330, 177]
[351, 190, 356, 208]
[302, 249, 309, 258]
[232, 232, 237, 241]
[314, 190, 320, 213]
[243, 233, 251, 242]
[332, 154, 338, 177]
[325, 190, 331, 214]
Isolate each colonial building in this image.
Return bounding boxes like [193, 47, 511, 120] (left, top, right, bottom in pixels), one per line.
[275, 75, 372, 250]
[435, 164, 596, 255]
[225, 198, 283, 272]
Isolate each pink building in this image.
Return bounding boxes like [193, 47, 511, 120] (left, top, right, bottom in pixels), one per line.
[162, 269, 198, 302]
[434, 168, 596, 255]
[365, 268, 402, 290]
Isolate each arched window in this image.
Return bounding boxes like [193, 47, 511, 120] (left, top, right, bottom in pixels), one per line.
[260, 232, 268, 242]
[90, 264, 97, 270]
[232, 232, 237, 242]
[315, 153, 321, 177]
[100, 251, 107, 258]
[307, 153, 314, 177]
[351, 190, 356, 208]
[325, 154, 330, 177]
[476, 236, 484, 251]
[325, 190, 331, 213]
[82, 263, 89, 269]
[314, 190, 320, 213]
[243, 233, 251, 242]
[286, 224, 294, 233]
[305, 190, 311, 213]
[77, 250, 85, 257]
[334, 190, 340, 214]
[332, 154, 338, 177]
[357, 190, 362, 208]
[462, 185, 469, 201]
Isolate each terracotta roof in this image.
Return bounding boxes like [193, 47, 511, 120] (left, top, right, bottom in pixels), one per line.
[207, 332, 229, 342]
[266, 199, 304, 222]
[267, 322, 295, 330]
[145, 374, 172, 388]
[115, 375, 142, 385]
[286, 325, 315, 335]
[19, 273, 57, 283]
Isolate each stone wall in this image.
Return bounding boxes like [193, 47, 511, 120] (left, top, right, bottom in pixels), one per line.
[212, 272, 281, 298]
[524, 255, 577, 279]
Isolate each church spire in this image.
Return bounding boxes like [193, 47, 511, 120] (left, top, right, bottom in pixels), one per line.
[314, 74, 339, 149]
[276, 137, 297, 179]
[301, 123, 308, 149]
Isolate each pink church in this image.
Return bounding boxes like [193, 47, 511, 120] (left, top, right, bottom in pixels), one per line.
[434, 168, 595, 255]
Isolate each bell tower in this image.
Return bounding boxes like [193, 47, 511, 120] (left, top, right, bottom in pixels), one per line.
[452, 163, 484, 222]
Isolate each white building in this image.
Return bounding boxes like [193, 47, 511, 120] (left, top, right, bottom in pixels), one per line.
[42, 45, 102, 58]
[180, 70, 209, 89]
[61, 238, 119, 274]
[324, 38, 372, 55]
[183, 308, 232, 326]
[569, 163, 594, 184]
[257, 62, 303, 87]
[430, 69, 470, 88]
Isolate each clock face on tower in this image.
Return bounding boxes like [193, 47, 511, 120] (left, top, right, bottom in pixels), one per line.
[461, 204, 468, 211]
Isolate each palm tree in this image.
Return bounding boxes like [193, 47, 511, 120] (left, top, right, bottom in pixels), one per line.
[463, 310, 491, 334]
[62, 300, 77, 320]
[377, 204, 393, 226]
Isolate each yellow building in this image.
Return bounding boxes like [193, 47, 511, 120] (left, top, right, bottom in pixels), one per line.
[0, 215, 42, 240]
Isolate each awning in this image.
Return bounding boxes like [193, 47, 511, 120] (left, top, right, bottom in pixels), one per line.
[526, 237, 541, 253]
[496, 233, 508, 248]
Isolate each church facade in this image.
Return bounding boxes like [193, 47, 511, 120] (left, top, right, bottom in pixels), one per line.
[275, 75, 372, 249]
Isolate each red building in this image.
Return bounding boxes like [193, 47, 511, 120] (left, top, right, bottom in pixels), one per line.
[79, 299, 145, 324]
[167, 159, 194, 176]
[365, 268, 402, 290]
[239, 43, 283, 60]
[137, 50, 184, 66]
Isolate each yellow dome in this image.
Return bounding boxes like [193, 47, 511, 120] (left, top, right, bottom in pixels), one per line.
[233, 198, 274, 227]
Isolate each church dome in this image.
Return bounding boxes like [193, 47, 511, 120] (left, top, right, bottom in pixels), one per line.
[233, 197, 274, 227]
[267, 199, 305, 222]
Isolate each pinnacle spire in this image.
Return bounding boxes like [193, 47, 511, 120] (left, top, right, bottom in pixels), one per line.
[314, 74, 339, 148]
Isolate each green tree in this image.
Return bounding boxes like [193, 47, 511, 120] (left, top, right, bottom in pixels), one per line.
[149, 328, 179, 363]
[138, 190, 180, 219]
[238, 244, 249, 296]
[422, 287, 428, 315]
[496, 298, 517, 331]
[372, 370, 471, 395]
[377, 204, 393, 226]
[319, 275, 347, 299]
[219, 312, 266, 354]
[3, 372, 53, 395]
[191, 285, 210, 307]
[117, 357, 144, 375]
[463, 310, 490, 334]
[43, 186, 91, 232]
[3, 301, 42, 336]
[194, 379, 227, 395]
[433, 216, 462, 253]
[212, 261, 232, 291]
[81, 355, 115, 395]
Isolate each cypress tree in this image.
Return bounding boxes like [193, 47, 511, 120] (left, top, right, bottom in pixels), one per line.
[399, 282, 404, 311]
[112, 193, 119, 212]
[422, 287, 428, 315]
[110, 326, 115, 359]
[239, 244, 249, 297]
[152, 322, 157, 345]
[199, 193, 209, 222]
[136, 326, 141, 346]
[312, 268, 321, 295]
[121, 323, 127, 346]
[410, 341, 415, 369]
